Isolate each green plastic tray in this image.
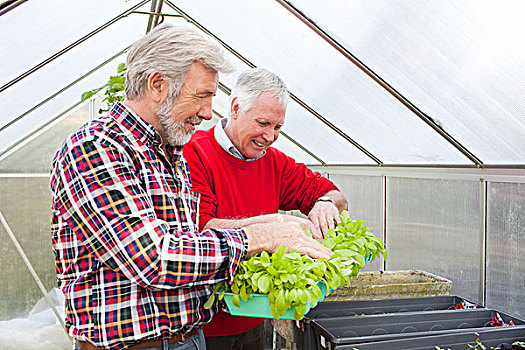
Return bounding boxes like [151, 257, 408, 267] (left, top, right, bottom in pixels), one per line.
[223, 282, 329, 320]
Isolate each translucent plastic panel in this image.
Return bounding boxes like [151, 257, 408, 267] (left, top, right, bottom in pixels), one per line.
[0, 177, 56, 320]
[281, 103, 375, 165]
[486, 182, 525, 318]
[0, 0, 146, 87]
[329, 173, 383, 271]
[386, 177, 481, 303]
[0, 10, 147, 130]
[0, 102, 89, 173]
[171, 0, 470, 164]
[272, 135, 319, 165]
[292, 0, 525, 164]
[0, 55, 127, 154]
[162, 15, 373, 165]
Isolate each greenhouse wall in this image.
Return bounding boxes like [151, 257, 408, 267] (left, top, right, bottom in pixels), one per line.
[0, 104, 90, 321]
[324, 167, 525, 319]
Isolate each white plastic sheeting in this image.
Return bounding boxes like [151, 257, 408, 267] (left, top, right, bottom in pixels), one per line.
[0, 288, 70, 350]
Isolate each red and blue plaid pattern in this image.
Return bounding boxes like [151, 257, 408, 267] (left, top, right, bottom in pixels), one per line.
[50, 101, 247, 350]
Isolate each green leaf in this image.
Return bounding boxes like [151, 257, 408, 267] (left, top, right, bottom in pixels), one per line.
[270, 303, 279, 319]
[297, 289, 307, 304]
[109, 75, 125, 86]
[260, 251, 270, 263]
[81, 90, 95, 102]
[323, 237, 336, 250]
[275, 244, 287, 259]
[258, 275, 271, 293]
[354, 254, 366, 268]
[232, 294, 240, 308]
[267, 265, 278, 275]
[294, 304, 307, 320]
[251, 271, 263, 286]
[240, 285, 249, 301]
[312, 284, 322, 300]
[203, 294, 215, 309]
[305, 288, 317, 305]
[117, 62, 127, 73]
[275, 289, 286, 316]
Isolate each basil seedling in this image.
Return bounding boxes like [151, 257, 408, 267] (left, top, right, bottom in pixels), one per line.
[205, 210, 387, 320]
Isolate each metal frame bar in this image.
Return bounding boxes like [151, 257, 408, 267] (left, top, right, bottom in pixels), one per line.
[0, 0, 27, 16]
[275, 0, 483, 167]
[311, 164, 525, 169]
[312, 165, 525, 183]
[479, 179, 488, 306]
[164, 0, 380, 165]
[0, 0, 149, 94]
[133, 10, 182, 18]
[152, 0, 164, 27]
[217, 82, 325, 165]
[381, 175, 387, 271]
[0, 173, 50, 178]
[89, 97, 96, 121]
[146, 0, 158, 33]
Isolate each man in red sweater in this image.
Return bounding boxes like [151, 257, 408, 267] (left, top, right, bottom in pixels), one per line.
[184, 68, 348, 350]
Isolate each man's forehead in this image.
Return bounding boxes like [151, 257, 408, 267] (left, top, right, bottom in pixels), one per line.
[192, 68, 219, 94]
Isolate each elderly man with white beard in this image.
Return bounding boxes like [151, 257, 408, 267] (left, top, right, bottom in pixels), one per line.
[50, 24, 332, 350]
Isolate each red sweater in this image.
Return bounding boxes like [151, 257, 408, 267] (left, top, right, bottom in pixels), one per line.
[184, 127, 338, 337]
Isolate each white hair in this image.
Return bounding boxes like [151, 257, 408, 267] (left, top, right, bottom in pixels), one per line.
[229, 68, 289, 116]
[125, 24, 234, 100]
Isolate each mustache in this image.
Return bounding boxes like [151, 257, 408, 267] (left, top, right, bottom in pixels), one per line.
[185, 116, 203, 125]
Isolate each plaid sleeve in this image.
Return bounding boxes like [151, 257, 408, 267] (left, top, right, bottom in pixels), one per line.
[53, 138, 247, 289]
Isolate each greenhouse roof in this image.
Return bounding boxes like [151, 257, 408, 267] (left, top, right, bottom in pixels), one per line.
[1, 0, 524, 167]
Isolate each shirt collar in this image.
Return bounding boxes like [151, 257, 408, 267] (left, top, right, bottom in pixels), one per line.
[214, 118, 265, 161]
[110, 100, 162, 148]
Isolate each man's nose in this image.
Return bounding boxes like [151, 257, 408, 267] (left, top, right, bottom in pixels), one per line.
[197, 100, 213, 120]
[262, 129, 274, 143]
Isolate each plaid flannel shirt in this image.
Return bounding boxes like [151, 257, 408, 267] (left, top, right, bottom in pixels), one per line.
[50, 101, 247, 350]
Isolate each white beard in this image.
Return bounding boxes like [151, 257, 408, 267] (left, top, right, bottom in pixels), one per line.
[156, 97, 201, 146]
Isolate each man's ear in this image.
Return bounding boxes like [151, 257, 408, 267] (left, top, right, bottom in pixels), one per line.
[230, 97, 240, 120]
[147, 72, 168, 104]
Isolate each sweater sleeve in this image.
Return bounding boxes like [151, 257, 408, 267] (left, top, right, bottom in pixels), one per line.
[276, 149, 339, 215]
[184, 135, 218, 230]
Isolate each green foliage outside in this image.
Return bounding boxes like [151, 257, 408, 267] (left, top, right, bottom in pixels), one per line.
[81, 63, 126, 114]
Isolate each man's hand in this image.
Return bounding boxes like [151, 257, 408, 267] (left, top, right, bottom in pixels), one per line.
[308, 190, 348, 238]
[274, 214, 323, 240]
[308, 200, 341, 238]
[244, 222, 333, 260]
